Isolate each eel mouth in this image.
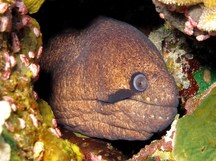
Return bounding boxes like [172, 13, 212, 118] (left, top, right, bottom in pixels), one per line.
[55, 95, 178, 140]
[98, 98, 178, 134]
[82, 98, 177, 140]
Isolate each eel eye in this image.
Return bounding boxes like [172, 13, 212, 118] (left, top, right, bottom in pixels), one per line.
[133, 73, 148, 92]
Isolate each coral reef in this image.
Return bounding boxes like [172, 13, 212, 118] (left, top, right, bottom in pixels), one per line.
[157, 0, 216, 8]
[150, 24, 216, 100]
[128, 116, 178, 161]
[173, 83, 216, 160]
[129, 24, 216, 160]
[129, 76, 216, 161]
[23, 0, 45, 14]
[193, 67, 216, 95]
[1, 0, 216, 160]
[0, 101, 11, 161]
[197, 6, 216, 32]
[0, 1, 83, 160]
[153, 0, 216, 41]
[149, 26, 209, 103]
[61, 127, 126, 161]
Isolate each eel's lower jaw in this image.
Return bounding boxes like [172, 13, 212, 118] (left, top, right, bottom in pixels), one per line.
[54, 98, 178, 140]
[99, 99, 177, 140]
[120, 98, 178, 132]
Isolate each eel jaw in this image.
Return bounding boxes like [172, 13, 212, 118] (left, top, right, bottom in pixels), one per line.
[55, 97, 178, 140]
[96, 98, 178, 140]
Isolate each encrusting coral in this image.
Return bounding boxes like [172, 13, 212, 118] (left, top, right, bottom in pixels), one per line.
[0, 0, 83, 160]
[197, 6, 216, 32]
[157, 0, 216, 8]
[153, 0, 216, 41]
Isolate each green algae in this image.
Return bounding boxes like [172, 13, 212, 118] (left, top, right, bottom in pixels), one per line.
[38, 99, 55, 127]
[24, 0, 45, 14]
[173, 85, 216, 161]
[38, 100, 84, 161]
[194, 67, 216, 95]
[152, 150, 174, 160]
[40, 129, 83, 161]
[19, 17, 42, 56]
[2, 98, 84, 161]
[142, 150, 174, 161]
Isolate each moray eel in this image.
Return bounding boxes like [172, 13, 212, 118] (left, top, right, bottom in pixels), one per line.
[40, 17, 179, 140]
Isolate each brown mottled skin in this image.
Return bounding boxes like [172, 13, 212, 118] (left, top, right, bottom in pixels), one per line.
[41, 17, 179, 140]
